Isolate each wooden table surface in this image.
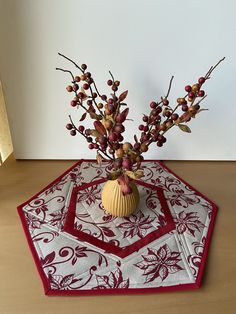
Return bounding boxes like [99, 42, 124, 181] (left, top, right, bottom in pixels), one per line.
[0, 155, 236, 314]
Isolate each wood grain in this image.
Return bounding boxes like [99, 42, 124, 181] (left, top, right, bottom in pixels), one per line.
[0, 155, 235, 314]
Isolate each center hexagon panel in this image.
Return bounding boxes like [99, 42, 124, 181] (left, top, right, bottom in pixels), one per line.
[63, 179, 175, 258]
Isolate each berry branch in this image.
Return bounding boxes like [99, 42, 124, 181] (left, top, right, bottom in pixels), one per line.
[68, 115, 113, 161]
[58, 54, 225, 193]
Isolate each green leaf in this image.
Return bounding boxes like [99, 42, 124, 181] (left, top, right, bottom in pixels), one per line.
[90, 129, 100, 137]
[178, 124, 191, 133]
[107, 170, 122, 180]
[89, 112, 102, 120]
[126, 170, 144, 179]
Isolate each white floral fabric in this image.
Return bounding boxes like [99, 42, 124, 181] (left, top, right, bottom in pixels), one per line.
[17, 160, 217, 295]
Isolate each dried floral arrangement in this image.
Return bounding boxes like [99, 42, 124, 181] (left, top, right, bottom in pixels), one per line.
[56, 54, 224, 195]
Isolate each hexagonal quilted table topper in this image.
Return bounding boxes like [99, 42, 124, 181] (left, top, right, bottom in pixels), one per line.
[17, 160, 218, 296]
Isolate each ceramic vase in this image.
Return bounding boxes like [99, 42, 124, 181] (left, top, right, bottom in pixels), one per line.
[101, 179, 140, 217]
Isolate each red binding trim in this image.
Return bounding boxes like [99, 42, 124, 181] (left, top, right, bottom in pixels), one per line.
[17, 159, 218, 295]
[158, 161, 218, 288]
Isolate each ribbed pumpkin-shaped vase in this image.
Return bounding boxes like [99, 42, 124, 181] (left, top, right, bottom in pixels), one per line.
[101, 179, 140, 217]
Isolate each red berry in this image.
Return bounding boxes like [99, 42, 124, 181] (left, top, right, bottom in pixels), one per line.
[142, 115, 148, 122]
[188, 92, 195, 98]
[150, 101, 157, 109]
[83, 83, 89, 90]
[182, 104, 188, 112]
[87, 137, 92, 142]
[157, 141, 163, 147]
[107, 80, 113, 86]
[198, 77, 205, 84]
[70, 130, 76, 136]
[139, 124, 144, 131]
[71, 100, 77, 107]
[118, 134, 124, 142]
[78, 92, 84, 98]
[81, 64, 87, 70]
[86, 77, 93, 84]
[185, 85, 192, 92]
[75, 76, 81, 82]
[85, 72, 91, 78]
[73, 84, 79, 91]
[108, 132, 118, 141]
[108, 98, 114, 104]
[88, 143, 94, 149]
[101, 144, 107, 151]
[152, 134, 158, 142]
[101, 95, 107, 101]
[198, 90, 205, 97]
[112, 85, 118, 92]
[113, 123, 125, 134]
[162, 136, 167, 143]
[142, 134, 150, 142]
[122, 157, 132, 170]
[163, 99, 169, 106]
[156, 106, 162, 113]
[151, 109, 158, 116]
[157, 134, 164, 142]
[134, 143, 141, 150]
[171, 113, 179, 121]
[165, 111, 171, 117]
[143, 125, 149, 132]
[66, 123, 73, 130]
[79, 125, 85, 132]
[94, 143, 99, 149]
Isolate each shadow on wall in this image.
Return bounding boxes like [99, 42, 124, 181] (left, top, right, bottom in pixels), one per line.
[0, 81, 13, 164]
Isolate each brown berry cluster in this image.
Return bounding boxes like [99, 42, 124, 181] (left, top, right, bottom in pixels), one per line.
[57, 54, 224, 183]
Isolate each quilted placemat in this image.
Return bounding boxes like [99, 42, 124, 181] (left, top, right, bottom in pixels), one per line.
[17, 160, 218, 295]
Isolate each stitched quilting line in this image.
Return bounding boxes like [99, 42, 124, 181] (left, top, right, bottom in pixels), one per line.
[75, 186, 165, 247]
[65, 181, 175, 257]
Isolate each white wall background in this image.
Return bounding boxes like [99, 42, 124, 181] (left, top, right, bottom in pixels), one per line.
[0, 0, 235, 160]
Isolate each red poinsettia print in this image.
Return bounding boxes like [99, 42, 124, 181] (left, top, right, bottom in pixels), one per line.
[49, 273, 80, 290]
[77, 185, 101, 206]
[174, 211, 205, 237]
[25, 212, 45, 230]
[135, 244, 183, 283]
[117, 212, 155, 239]
[48, 207, 67, 229]
[93, 268, 129, 289]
